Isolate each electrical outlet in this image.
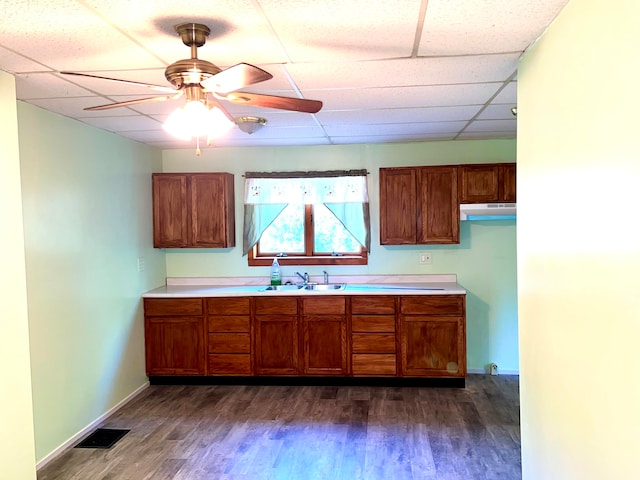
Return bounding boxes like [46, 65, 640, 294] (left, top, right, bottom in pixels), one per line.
[137, 257, 145, 272]
[419, 252, 432, 265]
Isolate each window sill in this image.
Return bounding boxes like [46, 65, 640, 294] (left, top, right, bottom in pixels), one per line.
[248, 253, 368, 267]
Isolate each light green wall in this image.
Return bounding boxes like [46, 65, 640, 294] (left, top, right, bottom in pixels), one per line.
[163, 140, 519, 373]
[17, 102, 167, 462]
[0, 72, 37, 480]
[518, 0, 640, 478]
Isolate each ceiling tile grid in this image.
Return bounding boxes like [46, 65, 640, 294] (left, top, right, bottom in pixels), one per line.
[0, 0, 569, 149]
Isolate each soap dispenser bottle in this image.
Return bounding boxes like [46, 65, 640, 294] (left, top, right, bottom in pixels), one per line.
[270, 257, 282, 286]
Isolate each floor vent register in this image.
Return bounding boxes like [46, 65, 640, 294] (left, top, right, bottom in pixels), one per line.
[74, 428, 130, 449]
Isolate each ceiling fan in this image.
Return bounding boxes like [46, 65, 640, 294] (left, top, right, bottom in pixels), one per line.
[60, 22, 323, 117]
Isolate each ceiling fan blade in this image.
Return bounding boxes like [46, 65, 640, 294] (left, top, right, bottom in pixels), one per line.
[201, 63, 273, 94]
[223, 92, 323, 114]
[84, 94, 182, 111]
[60, 71, 177, 93]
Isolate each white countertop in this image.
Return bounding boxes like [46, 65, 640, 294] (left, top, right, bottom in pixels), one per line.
[142, 274, 466, 298]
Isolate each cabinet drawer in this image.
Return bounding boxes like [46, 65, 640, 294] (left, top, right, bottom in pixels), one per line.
[208, 354, 251, 375]
[351, 296, 395, 314]
[255, 297, 298, 315]
[400, 295, 464, 315]
[352, 315, 395, 332]
[207, 297, 250, 315]
[144, 298, 203, 316]
[352, 354, 397, 375]
[302, 296, 346, 315]
[352, 333, 396, 353]
[208, 333, 250, 353]
[208, 316, 250, 332]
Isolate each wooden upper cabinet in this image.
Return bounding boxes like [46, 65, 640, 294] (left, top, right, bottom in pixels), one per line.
[500, 163, 516, 202]
[417, 166, 459, 244]
[380, 166, 459, 245]
[379, 168, 417, 244]
[153, 172, 235, 248]
[152, 174, 189, 247]
[458, 163, 516, 203]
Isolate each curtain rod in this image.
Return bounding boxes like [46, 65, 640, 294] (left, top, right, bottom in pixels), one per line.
[244, 169, 369, 179]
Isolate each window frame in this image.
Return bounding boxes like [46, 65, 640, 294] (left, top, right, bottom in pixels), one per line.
[247, 204, 368, 266]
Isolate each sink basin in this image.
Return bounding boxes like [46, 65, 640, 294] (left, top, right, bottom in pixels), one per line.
[304, 283, 346, 291]
[262, 284, 304, 291]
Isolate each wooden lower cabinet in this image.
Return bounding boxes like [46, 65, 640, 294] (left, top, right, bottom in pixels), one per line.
[253, 297, 299, 375]
[301, 296, 347, 375]
[144, 298, 206, 375]
[351, 296, 397, 376]
[207, 297, 251, 375]
[144, 294, 467, 380]
[400, 295, 466, 377]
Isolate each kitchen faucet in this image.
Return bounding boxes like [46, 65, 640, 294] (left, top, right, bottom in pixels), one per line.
[295, 271, 310, 285]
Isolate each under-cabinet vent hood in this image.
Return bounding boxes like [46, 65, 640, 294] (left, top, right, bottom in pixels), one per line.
[460, 203, 516, 221]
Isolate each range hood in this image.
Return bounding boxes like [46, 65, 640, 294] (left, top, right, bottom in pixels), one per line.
[460, 203, 516, 221]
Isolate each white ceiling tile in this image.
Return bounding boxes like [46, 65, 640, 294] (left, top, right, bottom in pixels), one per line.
[316, 106, 482, 125]
[0, 0, 166, 71]
[324, 121, 467, 137]
[477, 104, 517, 120]
[419, 0, 570, 55]
[316, 84, 501, 110]
[260, 0, 420, 62]
[16, 72, 95, 99]
[463, 119, 517, 133]
[329, 133, 457, 144]
[492, 81, 518, 104]
[0, 46, 52, 73]
[1, 0, 568, 148]
[79, 115, 163, 133]
[83, 0, 288, 66]
[287, 55, 520, 90]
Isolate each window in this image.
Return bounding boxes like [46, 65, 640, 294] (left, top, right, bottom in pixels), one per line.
[243, 170, 370, 266]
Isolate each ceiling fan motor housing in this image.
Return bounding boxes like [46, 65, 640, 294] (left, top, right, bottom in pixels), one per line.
[165, 59, 221, 89]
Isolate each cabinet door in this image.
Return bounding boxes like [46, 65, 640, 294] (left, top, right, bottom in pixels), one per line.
[500, 163, 516, 202]
[459, 165, 500, 203]
[254, 296, 299, 375]
[145, 316, 206, 375]
[302, 315, 347, 375]
[153, 174, 188, 247]
[190, 173, 235, 248]
[379, 168, 417, 244]
[254, 315, 299, 375]
[400, 316, 465, 377]
[417, 166, 459, 244]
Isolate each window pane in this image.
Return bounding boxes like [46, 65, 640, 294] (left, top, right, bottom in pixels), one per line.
[313, 204, 361, 253]
[258, 203, 304, 253]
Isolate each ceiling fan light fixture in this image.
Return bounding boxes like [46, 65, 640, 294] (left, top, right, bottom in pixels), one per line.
[163, 101, 234, 141]
[236, 116, 267, 134]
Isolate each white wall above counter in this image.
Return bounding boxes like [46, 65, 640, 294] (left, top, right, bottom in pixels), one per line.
[143, 274, 466, 297]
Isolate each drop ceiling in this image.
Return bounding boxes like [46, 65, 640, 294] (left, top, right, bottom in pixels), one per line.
[1, 0, 568, 149]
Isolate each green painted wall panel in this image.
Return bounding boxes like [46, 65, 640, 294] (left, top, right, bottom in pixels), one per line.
[17, 102, 167, 462]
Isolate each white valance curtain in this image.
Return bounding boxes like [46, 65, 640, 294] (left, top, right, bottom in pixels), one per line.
[242, 170, 370, 255]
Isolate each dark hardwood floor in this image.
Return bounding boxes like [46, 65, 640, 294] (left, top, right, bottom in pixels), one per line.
[38, 375, 521, 480]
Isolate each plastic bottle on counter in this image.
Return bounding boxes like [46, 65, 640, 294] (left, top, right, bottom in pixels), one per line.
[270, 258, 282, 286]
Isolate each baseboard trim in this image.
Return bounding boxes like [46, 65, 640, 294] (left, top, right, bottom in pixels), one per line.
[148, 375, 466, 388]
[36, 381, 150, 471]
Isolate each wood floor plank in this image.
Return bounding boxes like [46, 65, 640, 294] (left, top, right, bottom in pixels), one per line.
[38, 375, 521, 480]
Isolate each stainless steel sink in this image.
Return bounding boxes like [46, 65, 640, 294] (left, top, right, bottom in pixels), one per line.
[304, 283, 346, 291]
[262, 284, 304, 291]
